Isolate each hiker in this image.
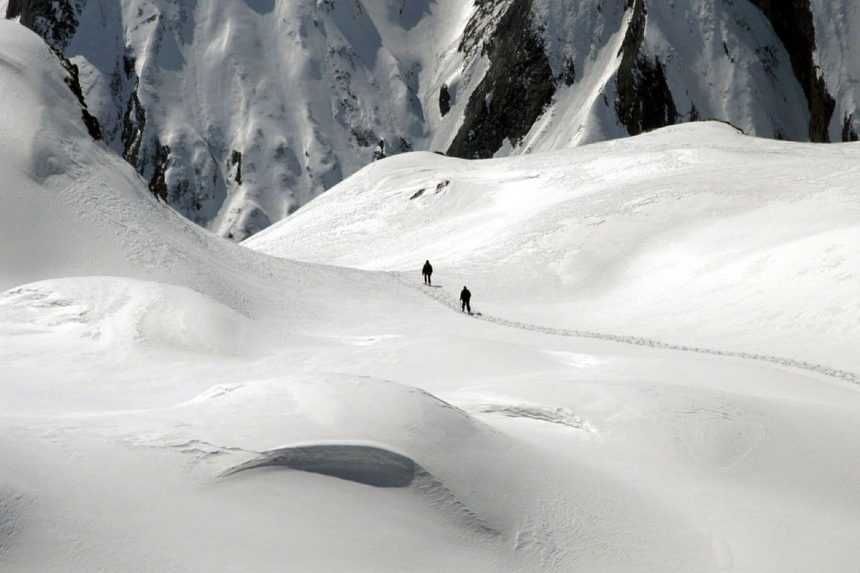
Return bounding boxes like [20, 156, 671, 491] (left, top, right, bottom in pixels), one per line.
[422, 260, 433, 285]
[460, 286, 472, 313]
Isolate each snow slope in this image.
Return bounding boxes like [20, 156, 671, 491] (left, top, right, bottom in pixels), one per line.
[3, 20, 860, 573]
[247, 121, 860, 375]
[9, 0, 860, 239]
[4, 0, 475, 239]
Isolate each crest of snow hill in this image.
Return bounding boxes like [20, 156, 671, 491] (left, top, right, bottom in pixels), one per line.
[5, 0, 860, 239]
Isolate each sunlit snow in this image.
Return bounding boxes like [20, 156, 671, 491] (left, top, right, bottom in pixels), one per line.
[2, 20, 859, 573]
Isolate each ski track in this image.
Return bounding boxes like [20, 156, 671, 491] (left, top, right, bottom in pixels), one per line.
[394, 273, 860, 386]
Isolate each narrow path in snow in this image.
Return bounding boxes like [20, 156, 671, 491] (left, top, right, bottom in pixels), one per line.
[394, 273, 860, 386]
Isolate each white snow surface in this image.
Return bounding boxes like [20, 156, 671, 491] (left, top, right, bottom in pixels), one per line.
[248, 122, 860, 374]
[3, 20, 860, 573]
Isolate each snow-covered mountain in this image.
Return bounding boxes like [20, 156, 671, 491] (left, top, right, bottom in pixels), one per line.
[3, 18, 860, 572]
[6, 0, 860, 239]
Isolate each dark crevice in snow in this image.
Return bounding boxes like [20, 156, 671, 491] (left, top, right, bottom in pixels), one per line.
[615, 0, 678, 136]
[447, 0, 555, 159]
[747, 0, 835, 142]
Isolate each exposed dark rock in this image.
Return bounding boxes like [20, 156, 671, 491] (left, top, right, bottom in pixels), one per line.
[439, 83, 451, 117]
[723, 40, 733, 62]
[7, 0, 80, 50]
[50, 47, 103, 141]
[351, 127, 378, 148]
[747, 0, 835, 142]
[372, 139, 386, 161]
[559, 56, 576, 86]
[448, 0, 555, 159]
[116, 52, 148, 167]
[409, 188, 426, 200]
[121, 88, 146, 166]
[149, 142, 170, 201]
[229, 150, 243, 185]
[689, 102, 700, 122]
[842, 113, 859, 142]
[615, 0, 678, 136]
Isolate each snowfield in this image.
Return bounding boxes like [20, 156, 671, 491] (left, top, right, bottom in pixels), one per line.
[247, 123, 860, 374]
[2, 20, 860, 573]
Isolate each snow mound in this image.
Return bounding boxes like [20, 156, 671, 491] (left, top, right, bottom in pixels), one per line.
[0, 278, 258, 355]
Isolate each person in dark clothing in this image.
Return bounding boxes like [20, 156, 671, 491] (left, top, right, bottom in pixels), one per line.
[460, 286, 472, 313]
[422, 260, 433, 285]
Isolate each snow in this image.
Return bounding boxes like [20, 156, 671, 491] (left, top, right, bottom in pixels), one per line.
[248, 122, 860, 374]
[19, 0, 860, 240]
[3, 20, 860, 573]
[52, 0, 475, 239]
[811, 0, 860, 139]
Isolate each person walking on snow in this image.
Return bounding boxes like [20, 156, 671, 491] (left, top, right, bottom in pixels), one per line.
[422, 260, 433, 286]
[460, 286, 472, 314]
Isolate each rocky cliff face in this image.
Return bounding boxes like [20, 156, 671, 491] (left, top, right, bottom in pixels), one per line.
[6, 0, 860, 238]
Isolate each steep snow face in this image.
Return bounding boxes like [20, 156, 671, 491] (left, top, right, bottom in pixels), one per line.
[246, 122, 860, 374]
[59, 0, 462, 240]
[0, 21, 402, 327]
[6, 0, 473, 240]
[8, 0, 860, 239]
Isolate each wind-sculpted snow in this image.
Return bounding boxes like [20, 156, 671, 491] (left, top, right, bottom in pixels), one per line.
[220, 443, 502, 535]
[221, 444, 418, 487]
